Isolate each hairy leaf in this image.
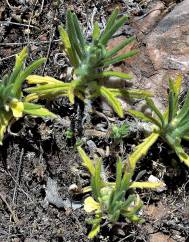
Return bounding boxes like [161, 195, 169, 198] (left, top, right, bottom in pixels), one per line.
[23, 102, 56, 118]
[100, 86, 123, 118]
[128, 133, 159, 170]
[77, 146, 95, 176]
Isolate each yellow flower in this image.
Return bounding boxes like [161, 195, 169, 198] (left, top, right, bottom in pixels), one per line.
[84, 196, 100, 213]
[9, 99, 24, 118]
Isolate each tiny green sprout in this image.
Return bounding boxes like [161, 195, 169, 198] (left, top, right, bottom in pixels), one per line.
[65, 128, 74, 139]
[75, 138, 83, 147]
[0, 48, 56, 144]
[111, 122, 129, 140]
[128, 75, 189, 167]
[77, 146, 163, 238]
[25, 8, 152, 118]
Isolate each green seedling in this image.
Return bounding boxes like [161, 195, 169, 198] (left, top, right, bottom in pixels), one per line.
[65, 128, 74, 139]
[110, 122, 129, 141]
[78, 146, 163, 238]
[0, 48, 56, 144]
[25, 8, 151, 118]
[128, 76, 189, 167]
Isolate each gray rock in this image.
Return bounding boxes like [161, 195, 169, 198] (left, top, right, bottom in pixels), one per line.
[118, 0, 189, 110]
[146, 0, 189, 72]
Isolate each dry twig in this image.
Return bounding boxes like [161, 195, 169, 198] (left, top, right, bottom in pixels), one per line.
[12, 148, 24, 205]
[0, 192, 19, 224]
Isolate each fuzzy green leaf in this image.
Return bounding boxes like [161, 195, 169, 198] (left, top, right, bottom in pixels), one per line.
[88, 223, 101, 239]
[104, 49, 139, 66]
[0, 112, 11, 145]
[100, 15, 128, 46]
[91, 159, 102, 199]
[168, 89, 175, 123]
[66, 11, 83, 61]
[13, 58, 46, 96]
[23, 102, 56, 118]
[127, 109, 161, 128]
[25, 83, 70, 93]
[58, 25, 79, 67]
[92, 22, 101, 42]
[109, 88, 153, 99]
[174, 144, 189, 167]
[100, 86, 123, 117]
[105, 36, 135, 58]
[101, 7, 119, 38]
[175, 90, 189, 126]
[77, 146, 95, 176]
[145, 98, 165, 126]
[72, 13, 86, 53]
[172, 75, 182, 97]
[95, 71, 132, 80]
[26, 75, 64, 85]
[128, 133, 159, 170]
[115, 158, 122, 191]
[130, 181, 164, 189]
[8, 47, 28, 85]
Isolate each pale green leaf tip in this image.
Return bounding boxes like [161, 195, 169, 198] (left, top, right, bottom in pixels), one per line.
[58, 25, 64, 32]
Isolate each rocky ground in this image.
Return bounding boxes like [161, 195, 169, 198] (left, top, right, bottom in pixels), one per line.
[0, 0, 189, 241]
